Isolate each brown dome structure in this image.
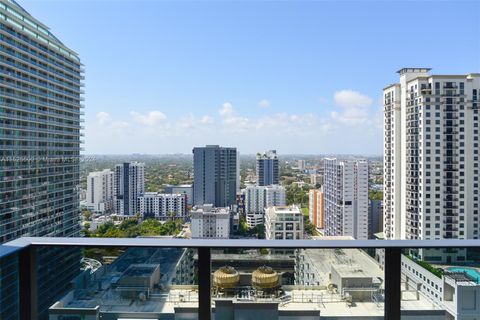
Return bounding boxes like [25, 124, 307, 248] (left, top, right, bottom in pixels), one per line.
[252, 266, 279, 290]
[213, 266, 240, 289]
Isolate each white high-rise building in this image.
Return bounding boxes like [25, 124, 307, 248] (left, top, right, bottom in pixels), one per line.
[191, 204, 230, 239]
[323, 159, 369, 239]
[86, 169, 114, 213]
[114, 162, 145, 216]
[384, 69, 480, 245]
[265, 205, 304, 240]
[138, 193, 187, 219]
[243, 185, 286, 227]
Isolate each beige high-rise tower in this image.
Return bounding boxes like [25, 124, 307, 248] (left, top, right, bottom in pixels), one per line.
[383, 69, 480, 261]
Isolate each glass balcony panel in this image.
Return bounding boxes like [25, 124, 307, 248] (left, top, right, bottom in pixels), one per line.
[0, 245, 198, 319]
[212, 247, 385, 319]
[400, 247, 480, 319]
[2, 240, 480, 319]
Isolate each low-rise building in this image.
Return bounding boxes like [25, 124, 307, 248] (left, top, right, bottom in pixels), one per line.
[191, 204, 230, 239]
[246, 212, 264, 228]
[164, 184, 193, 206]
[401, 255, 480, 320]
[244, 185, 286, 228]
[310, 173, 323, 186]
[265, 205, 304, 240]
[87, 215, 118, 232]
[138, 192, 187, 220]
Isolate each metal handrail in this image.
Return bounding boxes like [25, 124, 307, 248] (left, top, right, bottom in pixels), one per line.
[2, 237, 480, 259]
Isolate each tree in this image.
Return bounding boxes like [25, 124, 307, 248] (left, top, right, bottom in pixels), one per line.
[83, 210, 92, 221]
[252, 224, 265, 239]
[139, 219, 162, 235]
[81, 223, 91, 237]
[90, 217, 183, 238]
[303, 215, 318, 236]
[96, 221, 114, 235]
[369, 190, 383, 201]
[286, 185, 309, 207]
[236, 217, 249, 235]
[167, 211, 177, 221]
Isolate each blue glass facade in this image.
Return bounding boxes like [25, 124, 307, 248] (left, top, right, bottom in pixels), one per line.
[256, 150, 279, 186]
[0, 0, 82, 318]
[0, 254, 19, 319]
[193, 145, 238, 207]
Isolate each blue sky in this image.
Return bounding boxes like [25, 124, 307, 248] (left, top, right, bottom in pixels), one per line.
[21, 0, 480, 155]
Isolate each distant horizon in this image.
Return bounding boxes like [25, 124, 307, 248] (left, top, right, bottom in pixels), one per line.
[82, 152, 383, 157]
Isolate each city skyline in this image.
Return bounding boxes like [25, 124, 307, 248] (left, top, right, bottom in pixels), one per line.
[19, 0, 480, 154]
[2, 0, 480, 319]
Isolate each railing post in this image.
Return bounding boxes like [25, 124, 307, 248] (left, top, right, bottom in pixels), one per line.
[19, 246, 37, 320]
[198, 247, 211, 320]
[384, 247, 401, 320]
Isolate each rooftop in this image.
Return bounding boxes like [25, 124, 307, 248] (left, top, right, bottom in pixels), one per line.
[269, 205, 301, 213]
[397, 68, 432, 75]
[122, 264, 158, 277]
[192, 204, 230, 214]
[300, 248, 383, 285]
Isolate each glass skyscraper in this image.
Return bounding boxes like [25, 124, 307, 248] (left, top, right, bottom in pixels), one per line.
[114, 162, 145, 216]
[0, 0, 83, 318]
[193, 145, 238, 207]
[256, 150, 279, 186]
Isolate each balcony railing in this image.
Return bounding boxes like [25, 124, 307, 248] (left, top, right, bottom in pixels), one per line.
[2, 238, 480, 320]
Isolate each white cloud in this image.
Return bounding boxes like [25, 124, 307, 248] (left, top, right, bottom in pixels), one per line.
[96, 111, 110, 125]
[331, 90, 374, 125]
[96, 111, 130, 129]
[200, 115, 214, 124]
[334, 90, 373, 109]
[85, 93, 383, 154]
[177, 114, 214, 129]
[219, 102, 235, 117]
[218, 102, 249, 128]
[259, 99, 270, 108]
[177, 114, 196, 129]
[131, 111, 167, 126]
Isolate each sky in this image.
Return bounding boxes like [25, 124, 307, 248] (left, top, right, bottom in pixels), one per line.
[20, 0, 480, 155]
